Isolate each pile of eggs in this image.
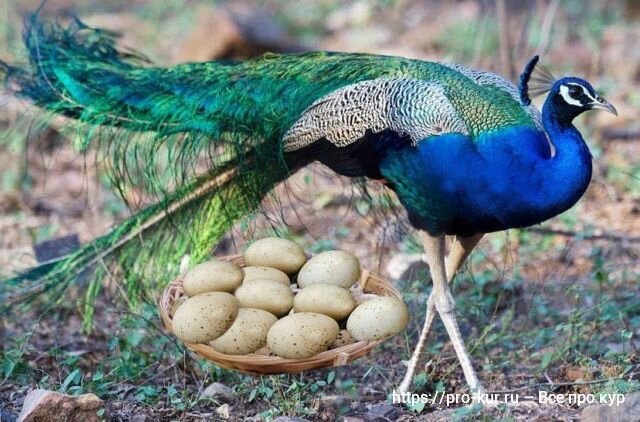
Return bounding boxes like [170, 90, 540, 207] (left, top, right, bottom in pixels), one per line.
[171, 237, 409, 359]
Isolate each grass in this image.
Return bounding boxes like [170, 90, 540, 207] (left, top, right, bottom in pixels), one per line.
[1, 225, 638, 419]
[1, 0, 639, 420]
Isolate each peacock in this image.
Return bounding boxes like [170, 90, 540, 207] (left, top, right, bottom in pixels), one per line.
[0, 15, 616, 394]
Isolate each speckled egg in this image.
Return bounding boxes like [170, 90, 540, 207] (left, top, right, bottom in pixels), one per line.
[347, 297, 409, 341]
[293, 284, 356, 320]
[234, 279, 294, 317]
[182, 260, 243, 296]
[297, 250, 361, 289]
[172, 292, 239, 343]
[267, 312, 339, 359]
[209, 308, 278, 355]
[244, 238, 307, 274]
[331, 329, 356, 349]
[242, 266, 290, 286]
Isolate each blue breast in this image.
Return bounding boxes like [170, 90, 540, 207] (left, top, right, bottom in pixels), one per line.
[380, 126, 592, 236]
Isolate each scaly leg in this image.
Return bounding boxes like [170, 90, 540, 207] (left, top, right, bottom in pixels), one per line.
[397, 234, 483, 393]
[419, 232, 481, 391]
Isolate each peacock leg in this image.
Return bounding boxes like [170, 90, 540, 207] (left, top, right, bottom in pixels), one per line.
[397, 234, 483, 393]
[417, 231, 482, 392]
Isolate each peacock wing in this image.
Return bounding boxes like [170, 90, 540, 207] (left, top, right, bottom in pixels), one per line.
[282, 78, 470, 152]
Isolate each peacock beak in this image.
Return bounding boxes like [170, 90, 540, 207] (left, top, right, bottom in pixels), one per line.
[591, 96, 618, 116]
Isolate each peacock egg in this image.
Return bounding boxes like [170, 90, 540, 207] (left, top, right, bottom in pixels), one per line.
[172, 292, 239, 343]
[346, 297, 409, 341]
[331, 329, 356, 349]
[297, 250, 361, 289]
[234, 279, 294, 317]
[293, 284, 356, 320]
[182, 260, 243, 296]
[242, 266, 290, 286]
[267, 312, 339, 359]
[209, 308, 278, 355]
[244, 237, 307, 274]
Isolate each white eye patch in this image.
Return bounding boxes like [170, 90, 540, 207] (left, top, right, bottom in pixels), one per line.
[567, 82, 597, 101]
[562, 82, 598, 107]
[559, 84, 584, 107]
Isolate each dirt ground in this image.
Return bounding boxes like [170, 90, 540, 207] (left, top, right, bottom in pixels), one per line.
[1, 1, 640, 421]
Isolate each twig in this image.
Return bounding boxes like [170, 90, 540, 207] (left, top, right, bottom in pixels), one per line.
[137, 362, 177, 386]
[525, 227, 640, 243]
[602, 127, 640, 141]
[536, 0, 560, 56]
[496, 0, 514, 79]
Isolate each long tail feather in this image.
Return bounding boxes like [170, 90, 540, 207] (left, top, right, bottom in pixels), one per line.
[1, 13, 294, 198]
[1, 13, 317, 326]
[1, 155, 285, 329]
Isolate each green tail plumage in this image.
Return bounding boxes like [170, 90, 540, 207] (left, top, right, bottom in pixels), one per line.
[0, 15, 294, 327]
[3, 155, 285, 329]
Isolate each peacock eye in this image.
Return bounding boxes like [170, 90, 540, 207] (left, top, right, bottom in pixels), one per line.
[568, 86, 582, 99]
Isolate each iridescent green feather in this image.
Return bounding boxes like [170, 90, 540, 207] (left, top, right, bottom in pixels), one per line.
[0, 16, 290, 328]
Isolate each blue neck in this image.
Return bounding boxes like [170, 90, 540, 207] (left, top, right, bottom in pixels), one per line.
[354, 96, 595, 236]
[538, 96, 593, 212]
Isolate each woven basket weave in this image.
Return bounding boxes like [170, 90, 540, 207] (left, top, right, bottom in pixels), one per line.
[158, 254, 403, 375]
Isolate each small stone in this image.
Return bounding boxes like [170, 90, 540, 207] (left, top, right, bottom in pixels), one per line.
[216, 403, 230, 419]
[272, 417, 310, 422]
[361, 387, 386, 401]
[18, 389, 103, 422]
[364, 404, 400, 421]
[201, 382, 235, 403]
[319, 394, 352, 414]
[581, 391, 640, 422]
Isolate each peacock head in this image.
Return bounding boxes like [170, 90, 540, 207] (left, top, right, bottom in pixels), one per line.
[548, 77, 617, 122]
[519, 55, 617, 124]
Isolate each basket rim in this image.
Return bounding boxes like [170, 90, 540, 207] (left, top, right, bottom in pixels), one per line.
[158, 253, 403, 373]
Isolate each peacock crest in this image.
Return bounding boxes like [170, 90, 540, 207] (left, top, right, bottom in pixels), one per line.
[519, 55, 557, 106]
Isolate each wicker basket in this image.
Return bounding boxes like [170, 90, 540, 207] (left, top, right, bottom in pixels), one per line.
[158, 254, 403, 375]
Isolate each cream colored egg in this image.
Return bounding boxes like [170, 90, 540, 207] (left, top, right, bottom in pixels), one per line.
[243, 266, 290, 286]
[182, 260, 243, 296]
[293, 284, 356, 320]
[234, 279, 294, 317]
[244, 238, 307, 274]
[267, 312, 339, 359]
[297, 250, 361, 289]
[355, 293, 380, 305]
[170, 296, 187, 316]
[347, 297, 409, 341]
[172, 292, 239, 343]
[254, 346, 274, 356]
[331, 329, 356, 349]
[209, 308, 278, 355]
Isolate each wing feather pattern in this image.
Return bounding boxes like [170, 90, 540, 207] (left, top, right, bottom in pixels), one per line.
[283, 78, 469, 152]
[440, 62, 544, 131]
